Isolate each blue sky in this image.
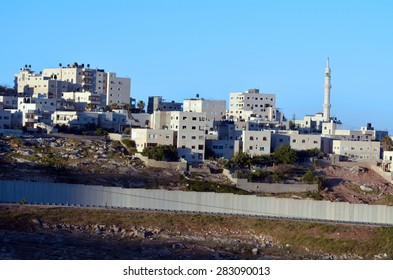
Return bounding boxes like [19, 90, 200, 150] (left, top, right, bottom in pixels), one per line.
[1, 0, 392, 133]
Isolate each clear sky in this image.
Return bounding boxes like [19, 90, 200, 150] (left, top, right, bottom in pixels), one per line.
[1, 0, 392, 133]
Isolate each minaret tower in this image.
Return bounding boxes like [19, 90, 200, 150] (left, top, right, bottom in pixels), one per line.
[323, 58, 331, 122]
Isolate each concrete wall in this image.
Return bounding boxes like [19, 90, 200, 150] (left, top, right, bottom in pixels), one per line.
[1, 180, 392, 226]
[223, 169, 318, 193]
[137, 154, 187, 171]
[235, 179, 318, 193]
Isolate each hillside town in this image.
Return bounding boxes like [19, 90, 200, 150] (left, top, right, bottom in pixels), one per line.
[1, 61, 393, 261]
[0, 60, 392, 181]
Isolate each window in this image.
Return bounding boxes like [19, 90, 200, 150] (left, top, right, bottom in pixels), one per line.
[263, 137, 267, 141]
[192, 146, 195, 149]
[182, 126, 186, 129]
[182, 136, 186, 139]
[192, 126, 196, 130]
[249, 146, 253, 150]
[260, 147, 265, 151]
[249, 136, 254, 140]
[198, 145, 204, 150]
[302, 140, 306, 143]
[191, 136, 196, 139]
[292, 139, 297, 143]
[192, 117, 197, 121]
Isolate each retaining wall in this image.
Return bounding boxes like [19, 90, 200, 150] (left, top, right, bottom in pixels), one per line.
[0, 180, 392, 226]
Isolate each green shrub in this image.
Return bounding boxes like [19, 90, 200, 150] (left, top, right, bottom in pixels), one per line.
[141, 145, 178, 161]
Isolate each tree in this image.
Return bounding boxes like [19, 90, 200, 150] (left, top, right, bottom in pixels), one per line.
[273, 144, 298, 164]
[288, 120, 295, 130]
[121, 139, 137, 155]
[382, 135, 393, 151]
[123, 103, 132, 111]
[141, 145, 178, 161]
[109, 103, 119, 110]
[137, 100, 145, 113]
[231, 151, 252, 168]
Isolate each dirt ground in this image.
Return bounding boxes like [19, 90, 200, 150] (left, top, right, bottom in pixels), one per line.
[319, 164, 393, 205]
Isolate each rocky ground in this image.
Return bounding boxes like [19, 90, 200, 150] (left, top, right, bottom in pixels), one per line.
[1, 205, 391, 260]
[319, 165, 393, 205]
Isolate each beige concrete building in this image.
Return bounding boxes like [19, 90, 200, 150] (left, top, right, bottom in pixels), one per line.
[271, 130, 329, 153]
[52, 111, 98, 128]
[332, 140, 380, 162]
[151, 111, 208, 162]
[242, 130, 271, 156]
[15, 64, 131, 106]
[15, 67, 70, 98]
[106, 72, 131, 106]
[323, 122, 388, 142]
[62, 91, 101, 111]
[183, 98, 226, 132]
[382, 151, 393, 175]
[131, 128, 176, 152]
[227, 88, 277, 122]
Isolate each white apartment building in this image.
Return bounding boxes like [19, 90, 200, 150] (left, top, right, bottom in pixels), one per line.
[52, 111, 98, 129]
[106, 72, 131, 106]
[332, 140, 380, 162]
[322, 122, 387, 142]
[271, 131, 329, 153]
[98, 112, 128, 133]
[151, 111, 208, 162]
[15, 64, 131, 106]
[131, 128, 176, 152]
[227, 88, 277, 122]
[382, 151, 393, 175]
[183, 98, 226, 132]
[242, 130, 271, 156]
[15, 68, 70, 98]
[62, 91, 101, 111]
[17, 97, 59, 128]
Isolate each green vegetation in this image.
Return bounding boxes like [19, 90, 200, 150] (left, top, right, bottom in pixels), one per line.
[273, 144, 298, 164]
[121, 139, 137, 154]
[9, 136, 23, 148]
[180, 175, 249, 195]
[382, 135, 393, 151]
[141, 145, 178, 161]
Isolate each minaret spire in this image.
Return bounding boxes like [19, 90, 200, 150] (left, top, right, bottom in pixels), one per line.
[323, 58, 331, 122]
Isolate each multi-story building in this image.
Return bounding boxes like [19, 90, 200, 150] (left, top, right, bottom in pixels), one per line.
[105, 72, 131, 106]
[241, 130, 272, 156]
[332, 139, 380, 162]
[323, 122, 388, 142]
[151, 111, 208, 162]
[15, 67, 71, 98]
[382, 151, 393, 176]
[0, 109, 11, 130]
[62, 91, 101, 111]
[52, 111, 99, 129]
[227, 88, 277, 122]
[131, 128, 176, 152]
[183, 97, 226, 132]
[271, 131, 329, 153]
[15, 63, 131, 106]
[147, 96, 182, 113]
[0, 96, 18, 109]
